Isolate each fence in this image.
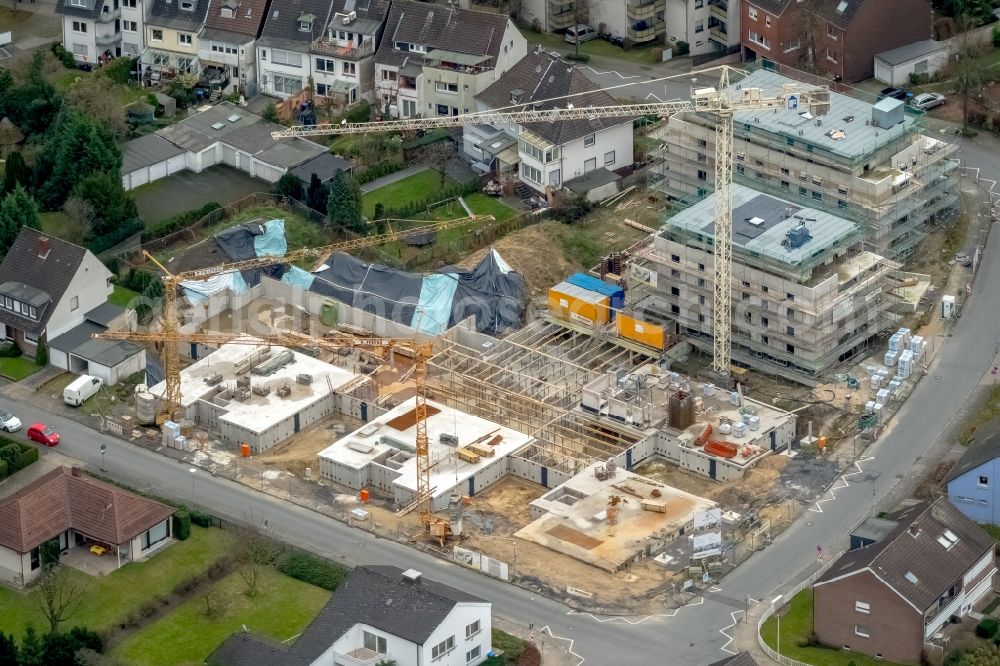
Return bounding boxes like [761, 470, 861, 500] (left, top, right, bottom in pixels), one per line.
[755, 551, 843, 666]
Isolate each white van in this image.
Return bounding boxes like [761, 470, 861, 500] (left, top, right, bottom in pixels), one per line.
[64, 375, 103, 406]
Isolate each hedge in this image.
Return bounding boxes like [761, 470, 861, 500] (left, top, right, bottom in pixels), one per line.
[190, 509, 214, 528]
[977, 617, 999, 639]
[276, 551, 349, 591]
[173, 507, 191, 541]
[384, 178, 480, 219]
[355, 161, 405, 185]
[0, 342, 22, 358]
[141, 202, 222, 243]
[0, 439, 39, 480]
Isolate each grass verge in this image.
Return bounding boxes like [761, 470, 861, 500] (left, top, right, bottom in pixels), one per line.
[361, 169, 455, 218]
[0, 357, 41, 381]
[113, 567, 330, 666]
[519, 28, 664, 65]
[109, 284, 141, 309]
[959, 384, 1000, 445]
[0, 526, 235, 640]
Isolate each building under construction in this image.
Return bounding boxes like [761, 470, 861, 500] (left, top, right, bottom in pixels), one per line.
[627, 184, 900, 384]
[650, 64, 959, 261]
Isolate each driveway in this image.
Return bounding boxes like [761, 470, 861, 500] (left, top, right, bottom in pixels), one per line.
[132, 165, 272, 225]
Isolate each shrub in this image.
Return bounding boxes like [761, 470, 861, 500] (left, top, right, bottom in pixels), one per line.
[976, 617, 999, 638]
[17, 445, 38, 469]
[40, 538, 61, 568]
[141, 202, 222, 242]
[0, 459, 7, 480]
[565, 53, 590, 63]
[0, 445, 20, 473]
[190, 509, 214, 528]
[50, 43, 76, 68]
[345, 100, 371, 124]
[516, 643, 541, 666]
[674, 41, 690, 56]
[35, 338, 47, 366]
[491, 629, 524, 662]
[276, 551, 349, 591]
[262, 104, 280, 124]
[173, 507, 191, 541]
[993, 23, 1000, 47]
[101, 57, 135, 85]
[0, 342, 22, 358]
[909, 72, 930, 86]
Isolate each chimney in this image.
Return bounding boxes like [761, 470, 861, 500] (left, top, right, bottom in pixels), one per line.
[37, 236, 51, 260]
[71, 466, 81, 477]
[401, 568, 422, 583]
[534, 43, 542, 54]
[908, 522, 920, 537]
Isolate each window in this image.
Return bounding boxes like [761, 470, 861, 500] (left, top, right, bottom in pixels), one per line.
[69, 0, 86, 6]
[786, 325, 794, 336]
[761, 334, 768, 344]
[381, 69, 396, 81]
[855, 601, 870, 614]
[787, 307, 795, 318]
[583, 133, 596, 147]
[151, 28, 163, 42]
[671, 304, 679, 315]
[72, 20, 87, 32]
[432, 636, 456, 660]
[544, 147, 559, 162]
[604, 150, 615, 166]
[271, 49, 302, 67]
[584, 157, 597, 173]
[315, 83, 330, 96]
[123, 20, 137, 31]
[812, 191, 822, 201]
[466, 620, 481, 638]
[698, 263, 705, 271]
[694, 19, 704, 33]
[786, 293, 794, 302]
[522, 164, 542, 184]
[271, 74, 302, 95]
[671, 269, 680, 278]
[761, 316, 769, 327]
[436, 81, 458, 93]
[141, 520, 169, 550]
[854, 624, 870, 639]
[180, 0, 193, 8]
[980, 475, 989, 487]
[178, 32, 192, 45]
[827, 24, 838, 39]
[826, 47, 837, 63]
[549, 169, 561, 186]
[781, 180, 790, 189]
[343, 62, 356, 76]
[697, 169, 707, 181]
[761, 285, 768, 293]
[765, 15, 771, 27]
[30, 546, 40, 571]
[670, 254, 680, 263]
[70, 296, 79, 312]
[698, 278, 706, 288]
[315, 58, 335, 72]
[783, 38, 800, 52]
[123, 0, 136, 7]
[670, 286, 680, 297]
[694, 0, 702, 6]
[363, 631, 387, 654]
[786, 343, 795, 354]
[299, 19, 312, 31]
[466, 646, 481, 663]
[747, 31, 769, 49]
[748, 5, 758, 20]
[436, 103, 455, 116]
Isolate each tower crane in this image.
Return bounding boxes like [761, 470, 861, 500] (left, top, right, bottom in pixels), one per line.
[272, 66, 830, 378]
[142, 214, 495, 425]
[96, 327, 445, 531]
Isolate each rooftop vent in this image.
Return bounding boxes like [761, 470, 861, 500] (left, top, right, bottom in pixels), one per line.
[785, 218, 814, 250]
[401, 568, 422, 583]
[211, 122, 226, 130]
[747, 216, 765, 227]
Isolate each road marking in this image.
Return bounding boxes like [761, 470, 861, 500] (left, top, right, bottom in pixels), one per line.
[566, 588, 713, 626]
[718, 609, 745, 655]
[809, 456, 875, 513]
[644, 92, 665, 102]
[539, 625, 586, 666]
[580, 66, 640, 80]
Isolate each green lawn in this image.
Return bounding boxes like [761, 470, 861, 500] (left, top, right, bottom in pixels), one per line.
[361, 169, 457, 218]
[761, 590, 905, 666]
[519, 27, 665, 65]
[0, 357, 41, 381]
[421, 193, 518, 223]
[0, 526, 235, 640]
[109, 284, 141, 309]
[38, 211, 76, 241]
[114, 567, 331, 666]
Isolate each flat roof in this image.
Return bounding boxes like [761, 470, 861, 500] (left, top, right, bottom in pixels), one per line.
[318, 397, 533, 498]
[148, 336, 362, 433]
[564, 167, 620, 193]
[876, 39, 948, 66]
[730, 69, 917, 160]
[661, 184, 860, 266]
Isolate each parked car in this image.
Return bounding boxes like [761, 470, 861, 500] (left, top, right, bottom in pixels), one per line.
[27, 423, 59, 447]
[0, 412, 21, 433]
[878, 87, 909, 101]
[910, 92, 946, 110]
[63, 374, 102, 407]
[565, 25, 598, 44]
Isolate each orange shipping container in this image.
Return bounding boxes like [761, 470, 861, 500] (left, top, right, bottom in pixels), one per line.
[548, 282, 610, 325]
[617, 314, 665, 350]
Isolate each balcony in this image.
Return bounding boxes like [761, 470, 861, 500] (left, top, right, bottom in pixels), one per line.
[708, 26, 728, 44]
[708, 0, 728, 20]
[95, 31, 121, 48]
[627, 0, 656, 20]
[628, 22, 663, 42]
[336, 647, 385, 666]
[549, 1, 585, 28]
[97, 6, 121, 22]
[311, 38, 375, 60]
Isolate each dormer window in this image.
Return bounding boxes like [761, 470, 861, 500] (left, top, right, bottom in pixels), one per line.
[298, 13, 314, 32]
[180, 0, 193, 10]
[221, 6, 233, 16]
[220, 0, 236, 17]
[69, 0, 86, 7]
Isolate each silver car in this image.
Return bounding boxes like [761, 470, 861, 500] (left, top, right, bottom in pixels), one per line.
[565, 25, 598, 44]
[0, 412, 22, 432]
[910, 92, 945, 110]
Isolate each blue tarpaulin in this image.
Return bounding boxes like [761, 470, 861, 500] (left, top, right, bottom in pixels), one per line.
[181, 272, 248, 303]
[281, 265, 315, 290]
[253, 219, 287, 257]
[411, 273, 459, 335]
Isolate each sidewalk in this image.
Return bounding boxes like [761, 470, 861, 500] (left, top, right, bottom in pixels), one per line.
[359, 165, 427, 193]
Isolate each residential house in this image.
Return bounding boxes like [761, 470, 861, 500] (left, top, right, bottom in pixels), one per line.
[198, 0, 271, 94]
[374, 1, 526, 120]
[56, 0, 123, 64]
[0, 229, 145, 385]
[255, 0, 334, 98]
[209, 565, 494, 666]
[652, 67, 959, 261]
[311, 0, 391, 107]
[813, 498, 996, 664]
[121, 0, 154, 57]
[140, 0, 211, 85]
[947, 420, 1000, 525]
[464, 49, 633, 198]
[0, 466, 175, 586]
[741, 0, 932, 82]
[625, 184, 899, 383]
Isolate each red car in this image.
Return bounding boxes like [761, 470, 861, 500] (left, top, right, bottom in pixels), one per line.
[27, 423, 60, 447]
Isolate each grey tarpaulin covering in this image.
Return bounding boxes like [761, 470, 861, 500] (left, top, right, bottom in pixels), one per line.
[309, 249, 525, 335]
[214, 221, 285, 285]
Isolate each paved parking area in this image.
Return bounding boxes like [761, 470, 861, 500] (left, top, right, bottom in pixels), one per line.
[133, 165, 271, 224]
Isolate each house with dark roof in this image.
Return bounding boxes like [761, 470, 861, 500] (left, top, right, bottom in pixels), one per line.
[374, 1, 526, 120]
[947, 420, 1000, 525]
[813, 498, 996, 663]
[198, 0, 271, 94]
[0, 466, 175, 586]
[254, 0, 340, 98]
[0, 228, 144, 385]
[464, 49, 633, 199]
[208, 565, 494, 666]
[140, 0, 211, 83]
[741, 0, 932, 82]
[308, 0, 392, 106]
[56, 0, 145, 64]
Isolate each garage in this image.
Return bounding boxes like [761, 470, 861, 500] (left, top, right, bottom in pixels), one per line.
[49, 319, 146, 386]
[121, 134, 186, 191]
[875, 39, 950, 86]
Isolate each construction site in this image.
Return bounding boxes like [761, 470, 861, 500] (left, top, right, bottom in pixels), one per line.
[89, 61, 973, 610]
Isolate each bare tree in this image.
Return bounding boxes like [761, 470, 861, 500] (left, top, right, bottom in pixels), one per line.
[30, 566, 90, 633]
[790, 0, 822, 73]
[571, 0, 590, 59]
[233, 518, 277, 598]
[422, 138, 457, 190]
[954, 12, 988, 133]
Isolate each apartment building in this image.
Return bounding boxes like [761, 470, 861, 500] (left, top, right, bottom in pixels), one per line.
[628, 184, 899, 383]
[140, 0, 210, 80]
[741, 0, 931, 82]
[311, 0, 391, 105]
[56, 0, 124, 63]
[518, 0, 587, 35]
[374, 1, 526, 119]
[652, 67, 959, 261]
[197, 0, 269, 94]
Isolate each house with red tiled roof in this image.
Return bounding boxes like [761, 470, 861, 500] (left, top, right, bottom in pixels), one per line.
[0, 466, 175, 586]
